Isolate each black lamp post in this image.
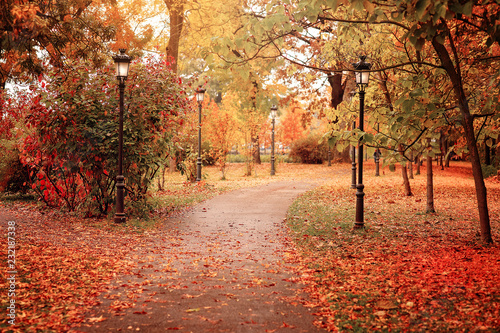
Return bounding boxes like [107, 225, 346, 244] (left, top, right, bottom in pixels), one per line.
[352, 55, 371, 229]
[351, 120, 357, 189]
[270, 105, 278, 176]
[112, 49, 131, 223]
[195, 86, 205, 182]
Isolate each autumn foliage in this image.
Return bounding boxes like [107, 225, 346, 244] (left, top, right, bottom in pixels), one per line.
[204, 98, 237, 180]
[15, 56, 189, 215]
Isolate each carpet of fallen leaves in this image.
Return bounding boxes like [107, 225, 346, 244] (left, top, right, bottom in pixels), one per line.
[286, 162, 500, 332]
[1, 162, 499, 332]
[0, 163, 329, 332]
[0, 205, 142, 332]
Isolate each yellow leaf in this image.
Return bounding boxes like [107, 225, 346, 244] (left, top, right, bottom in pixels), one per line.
[88, 315, 106, 323]
[185, 308, 200, 313]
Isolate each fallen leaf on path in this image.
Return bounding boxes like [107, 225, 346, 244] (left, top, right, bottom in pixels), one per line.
[87, 316, 106, 323]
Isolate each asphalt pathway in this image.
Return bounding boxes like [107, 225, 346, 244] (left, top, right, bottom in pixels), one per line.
[76, 180, 326, 332]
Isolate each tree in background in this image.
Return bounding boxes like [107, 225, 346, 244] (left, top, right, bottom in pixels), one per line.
[204, 96, 238, 180]
[277, 100, 307, 150]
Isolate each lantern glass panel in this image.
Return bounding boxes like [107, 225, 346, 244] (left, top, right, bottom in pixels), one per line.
[355, 71, 370, 86]
[116, 61, 130, 78]
[196, 91, 204, 102]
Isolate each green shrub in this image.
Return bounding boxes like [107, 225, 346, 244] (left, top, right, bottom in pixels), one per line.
[289, 136, 328, 164]
[227, 154, 247, 163]
[0, 155, 31, 194]
[482, 164, 499, 178]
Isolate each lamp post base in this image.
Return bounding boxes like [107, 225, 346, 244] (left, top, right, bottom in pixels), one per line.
[354, 183, 365, 228]
[114, 213, 126, 223]
[114, 175, 126, 223]
[196, 159, 202, 182]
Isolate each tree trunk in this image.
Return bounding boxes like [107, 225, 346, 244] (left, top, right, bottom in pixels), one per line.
[415, 153, 421, 175]
[444, 139, 451, 168]
[432, 37, 492, 243]
[485, 139, 491, 165]
[253, 135, 261, 164]
[327, 73, 346, 109]
[409, 150, 414, 179]
[402, 163, 413, 196]
[247, 76, 261, 165]
[492, 138, 497, 161]
[439, 132, 444, 170]
[158, 164, 167, 190]
[426, 156, 435, 213]
[165, 0, 184, 74]
[398, 145, 412, 196]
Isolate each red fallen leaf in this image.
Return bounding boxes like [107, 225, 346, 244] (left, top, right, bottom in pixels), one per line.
[303, 301, 319, 308]
[281, 322, 296, 328]
[376, 299, 398, 310]
[133, 310, 147, 314]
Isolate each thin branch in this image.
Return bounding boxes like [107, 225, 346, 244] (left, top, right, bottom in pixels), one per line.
[319, 16, 411, 30]
[402, 128, 428, 154]
[475, 115, 490, 142]
[472, 113, 494, 119]
[474, 55, 500, 63]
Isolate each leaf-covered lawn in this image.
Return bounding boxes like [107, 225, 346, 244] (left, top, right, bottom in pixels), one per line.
[286, 162, 500, 332]
[0, 210, 140, 332]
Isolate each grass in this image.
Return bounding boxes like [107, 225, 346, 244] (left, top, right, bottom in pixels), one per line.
[285, 161, 500, 332]
[227, 153, 295, 163]
[0, 193, 36, 201]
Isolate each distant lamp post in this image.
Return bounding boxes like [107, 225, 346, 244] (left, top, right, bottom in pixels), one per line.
[374, 148, 381, 176]
[351, 120, 357, 189]
[352, 55, 371, 229]
[270, 105, 278, 176]
[195, 86, 206, 182]
[348, 91, 357, 189]
[112, 49, 131, 223]
[375, 124, 381, 177]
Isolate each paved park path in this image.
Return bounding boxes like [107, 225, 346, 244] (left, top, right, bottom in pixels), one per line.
[76, 180, 327, 332]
